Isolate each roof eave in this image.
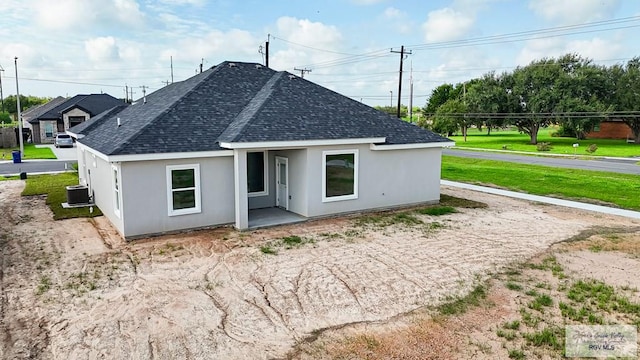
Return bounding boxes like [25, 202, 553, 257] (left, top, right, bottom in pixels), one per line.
[219, 137, 386, 150]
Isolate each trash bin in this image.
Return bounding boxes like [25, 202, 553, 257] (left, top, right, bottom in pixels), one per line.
[12, 150, 21, 164]
[19, 172, 27, 180]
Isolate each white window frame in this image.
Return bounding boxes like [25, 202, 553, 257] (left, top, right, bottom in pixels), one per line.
[322, 149, 359, 203]
[166, 164, 201, 216]
[247, 151, 268, 197]
[112, 164, 121, 218]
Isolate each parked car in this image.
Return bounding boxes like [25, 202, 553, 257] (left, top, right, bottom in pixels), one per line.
[54, 133, 74, 148]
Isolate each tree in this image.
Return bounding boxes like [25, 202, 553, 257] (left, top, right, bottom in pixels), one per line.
[464, 73, 509, 135]
[509, 58, 566, 144]
[432, 98, 467, 138]
[609, 57, 640, 143]
[0, 112, 11, 124]
[424, 83, 461, 115]
[374, 105, 407, 118]
[2, 95, 50, 115]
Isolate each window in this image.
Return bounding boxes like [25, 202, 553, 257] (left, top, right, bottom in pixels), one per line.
[112, 165, 121, 217]
[322, 149, 358, 202]
[247, 151, 267, 196]
[166, 164, 201, 216]
[593, 124, 601, 132]
[44, 122, 54, 138]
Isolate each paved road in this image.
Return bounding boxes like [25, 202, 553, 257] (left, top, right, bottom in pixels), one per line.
[444, 149, 640, 175]
[0, 160, 76, 176]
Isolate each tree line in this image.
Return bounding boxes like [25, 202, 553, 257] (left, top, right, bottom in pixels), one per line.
[420, 54, 640, 144]
[0, 95, 51, 124]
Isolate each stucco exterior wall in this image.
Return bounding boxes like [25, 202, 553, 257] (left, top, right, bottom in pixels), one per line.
[120, 156, 235, 238]
[304, 144, 442, 218]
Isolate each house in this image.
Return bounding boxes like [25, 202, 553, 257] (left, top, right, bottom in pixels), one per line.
[21, 96, 67, 141]
[68, 61, 454, 240]
[586, 120, 633, 141]
[28, 94, 125, 144]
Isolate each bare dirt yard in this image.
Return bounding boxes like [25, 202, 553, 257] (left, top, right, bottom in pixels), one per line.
[1, 179, 639, 359]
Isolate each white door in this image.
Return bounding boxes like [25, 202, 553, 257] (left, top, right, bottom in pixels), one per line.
[276, 156, 289, 210]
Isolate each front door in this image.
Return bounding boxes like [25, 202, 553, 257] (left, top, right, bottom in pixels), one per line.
[275, 156, 288, 210]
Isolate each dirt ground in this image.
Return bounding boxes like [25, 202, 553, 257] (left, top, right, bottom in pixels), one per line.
[1, 180, 639, 359]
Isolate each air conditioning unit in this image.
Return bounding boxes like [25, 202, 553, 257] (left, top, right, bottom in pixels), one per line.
[66, 185, 89, 205]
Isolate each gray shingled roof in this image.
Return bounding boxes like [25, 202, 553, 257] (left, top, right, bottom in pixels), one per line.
[24, 96, 67, 124]
[79, 61, 450, 156]
[35, 94, 124, 122]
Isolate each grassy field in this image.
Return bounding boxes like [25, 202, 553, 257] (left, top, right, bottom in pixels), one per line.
[22, 172, 102, 219]
[442, 155, 640, 211]
[449, 128, 640, 158]
[1, 144, 57, 160]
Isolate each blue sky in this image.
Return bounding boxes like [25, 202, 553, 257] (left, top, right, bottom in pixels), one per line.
[1, 0, 639, 107]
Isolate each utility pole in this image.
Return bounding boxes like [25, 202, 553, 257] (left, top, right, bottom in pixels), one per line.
[389, 90, 393, 108]
[170, 56, 174, 83]
[293, 67, 311, 78]
[125, 84, 129, 103]
[409, 60, 413, 122]
[200, 58, 204, 73]
[162, 80, 170, 87]
[14, 57, 24, 155]
[129, 88, 136, 102]
[390, 45, 412, 118]
[0, 65, 4, 113]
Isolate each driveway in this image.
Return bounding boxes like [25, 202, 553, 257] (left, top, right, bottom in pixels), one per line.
[35, 144, 78, 161]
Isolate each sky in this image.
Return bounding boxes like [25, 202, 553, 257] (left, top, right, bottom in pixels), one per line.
[1, 0, 639, 108]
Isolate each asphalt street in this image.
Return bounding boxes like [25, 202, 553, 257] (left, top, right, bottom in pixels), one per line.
[443, 149, 640, 175]
[0, 160, 76, 176]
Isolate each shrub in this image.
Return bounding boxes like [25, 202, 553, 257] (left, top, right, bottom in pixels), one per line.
[586, 144, 598, 154]
[536, 142, 552, 151]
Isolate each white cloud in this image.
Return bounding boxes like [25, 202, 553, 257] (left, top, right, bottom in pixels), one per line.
[528, 0, 620, 24]
[85, 37, 120, 63]
[566, 37, 622, 61]
[422, 8, 474, 42]
[384, 7, 402, 19]
[33, 0, 144, 31]
[158, 0, 205, 5]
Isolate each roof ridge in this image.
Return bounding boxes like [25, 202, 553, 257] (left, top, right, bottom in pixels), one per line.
[217, 71, 285, 143]
[110, 65, 224, 155]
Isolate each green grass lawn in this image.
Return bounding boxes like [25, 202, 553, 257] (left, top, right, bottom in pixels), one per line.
[442, 155, 640, 211]
[449, 128, 640, 158]
[1, 143, 57, 160]
[22, 172, 102, 219]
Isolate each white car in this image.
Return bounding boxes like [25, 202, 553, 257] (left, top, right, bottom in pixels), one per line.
[54, 133, 74, 148]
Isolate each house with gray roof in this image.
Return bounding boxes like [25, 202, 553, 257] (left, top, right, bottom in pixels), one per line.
[28, 94, 124, 143]
[69, 61, 454, 239]
[21, 96, 67, 142]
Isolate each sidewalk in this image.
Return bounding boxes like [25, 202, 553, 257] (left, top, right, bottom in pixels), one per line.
[442, 180, 640, 220]
[451, 146, 640, 162]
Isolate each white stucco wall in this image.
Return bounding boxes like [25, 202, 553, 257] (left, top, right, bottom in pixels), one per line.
[120, 156, 235, 238]
[304, 144, 442, 217]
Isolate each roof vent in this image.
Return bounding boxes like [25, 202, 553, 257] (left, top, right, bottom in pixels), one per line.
[288, 74, 296, 80]
[117, 117, 121, 127]
[229, 62, 237, 68]
[255, 64, 263, 69]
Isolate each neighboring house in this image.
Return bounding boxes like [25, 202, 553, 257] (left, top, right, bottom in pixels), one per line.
[68, 61, 454, 240]
[586, 120, 633, 140]
[21, 96, 67, 142]
[28, 94, 125, 144]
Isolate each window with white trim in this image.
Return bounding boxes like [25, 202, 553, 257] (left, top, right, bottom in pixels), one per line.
[166, 164, 201, 216]
[322, 149, 358, 202]
[247, 151, 268, 196]
[112, 165, 121, 217]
